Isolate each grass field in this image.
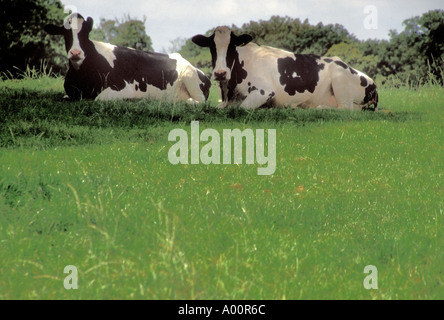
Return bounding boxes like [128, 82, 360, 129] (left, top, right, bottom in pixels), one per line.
[0, 76, 443, 299]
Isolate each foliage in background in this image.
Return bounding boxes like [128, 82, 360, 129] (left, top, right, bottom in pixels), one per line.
[90, 14, 153, 52]
[235, 16, 356, 55]
[0, 0, 66, 77]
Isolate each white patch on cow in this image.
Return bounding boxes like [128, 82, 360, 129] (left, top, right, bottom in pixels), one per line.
[93, 41, 117, 68]
[292, 72, 301, 79]
[169, 52, 207, 103]
[96, 79, 176, 102]
[96, 81, 134, 101]
[168, 52, 182, 60]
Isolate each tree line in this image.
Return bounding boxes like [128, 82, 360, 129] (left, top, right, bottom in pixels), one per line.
[1, 0, 443, 86]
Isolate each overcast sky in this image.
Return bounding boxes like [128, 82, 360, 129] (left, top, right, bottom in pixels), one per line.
[59, 0, 444, 52]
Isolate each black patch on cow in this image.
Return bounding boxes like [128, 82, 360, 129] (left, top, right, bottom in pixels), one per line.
[362, 83, 378, 111]
[197, 70, 211, 101]
[324, 58, 333, 63]
[277, 54, 323, 95]
[111, 48, 178, 91]
[225, 40, 248, 101]
[360, 76, 368, 87]
[208, 36, 217, 68]
[364, 83, 378, 103]
[349, 67, 358, 75]
[247, 82, 263, 95]
[64, 31, 74, 55]
[219, 82, 227, 102]
[334, 60, 348, 69]
[248, 85, 258, 93]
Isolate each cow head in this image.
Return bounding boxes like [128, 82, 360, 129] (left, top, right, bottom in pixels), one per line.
[44, 13, 94, 70]
[192, 26, 252, 81]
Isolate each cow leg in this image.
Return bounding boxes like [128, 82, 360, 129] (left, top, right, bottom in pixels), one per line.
[217, 101, 229, 108]
[182, 72, 207, 103]
[240, 89, 275, 109]
[174, 63, 209, 103]
[331, 74, 359, 110]
[316, 105, 334, 110]
[331, 84, 353, 109]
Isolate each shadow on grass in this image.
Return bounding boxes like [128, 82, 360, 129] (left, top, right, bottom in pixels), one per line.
[0, 88, 421, 149]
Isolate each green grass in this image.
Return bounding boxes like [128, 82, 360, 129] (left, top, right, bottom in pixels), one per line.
[0, 77, 443, 299]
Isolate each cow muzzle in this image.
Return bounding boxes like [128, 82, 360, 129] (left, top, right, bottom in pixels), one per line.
[214, 70, 228, 81]
[68, 49, 85, 69]
[69, 49, 83, 61]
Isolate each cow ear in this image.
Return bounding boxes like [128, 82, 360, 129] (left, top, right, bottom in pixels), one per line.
[44, 24, 65, 35]
[233, 34, 253, 47]
[85, 17, 94, 32]
[192, 35, 211, 47]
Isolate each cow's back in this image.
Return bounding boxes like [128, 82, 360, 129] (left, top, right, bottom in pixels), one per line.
[110, 47, 179, 92]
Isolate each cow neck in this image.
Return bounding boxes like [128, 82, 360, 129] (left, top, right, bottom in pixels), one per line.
[73, 41, 111, 73]
[226, 46, 248, 102]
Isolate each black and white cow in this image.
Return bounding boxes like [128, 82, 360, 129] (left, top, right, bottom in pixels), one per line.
[45, 13, 211, 102]
[192, 26, 378, 110]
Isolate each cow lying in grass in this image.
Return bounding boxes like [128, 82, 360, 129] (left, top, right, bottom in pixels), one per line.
[45, 13, 211, 102]
[192, 26, 378, 110]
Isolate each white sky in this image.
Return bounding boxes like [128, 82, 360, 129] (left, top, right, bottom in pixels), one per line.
[60, 0, 444, 52]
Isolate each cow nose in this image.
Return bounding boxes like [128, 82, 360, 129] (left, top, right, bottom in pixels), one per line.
[70, 49, 82, 59]
[214, 70, 227, 81]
